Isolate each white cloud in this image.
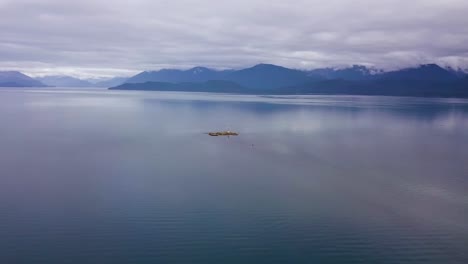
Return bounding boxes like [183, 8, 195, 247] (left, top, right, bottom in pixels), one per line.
[0, 0, 468, 76]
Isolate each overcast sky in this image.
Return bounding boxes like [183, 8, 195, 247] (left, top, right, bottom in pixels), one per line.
[1, 0, 468, 77]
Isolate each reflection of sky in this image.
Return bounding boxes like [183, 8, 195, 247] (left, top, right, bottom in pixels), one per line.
[1, 89, 468, 263]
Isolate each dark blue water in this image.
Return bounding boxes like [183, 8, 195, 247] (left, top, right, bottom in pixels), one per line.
[1, 88, 467, 263]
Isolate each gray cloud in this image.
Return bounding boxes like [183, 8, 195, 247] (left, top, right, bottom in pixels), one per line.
[1, 0, 468, 77]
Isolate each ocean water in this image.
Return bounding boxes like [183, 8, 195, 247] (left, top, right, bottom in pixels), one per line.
[0, 88, 467, 263]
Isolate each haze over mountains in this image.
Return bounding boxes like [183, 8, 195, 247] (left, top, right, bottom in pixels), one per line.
[36, 76, 128, 87]
[36, 76, 94, 87]
[0, 72, 129, 88]
[1, 63, 467, 97]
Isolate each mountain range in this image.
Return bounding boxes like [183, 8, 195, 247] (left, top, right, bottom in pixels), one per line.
[308, 65, 382, 80]
[125, 64, 315, 90]
[91, 77, 128, 88]
[36, 76, 128, 87]
[112, 63, 468, 97]
[36, 75, 94, 87]
[0, 72, 128, 87]
[1, 63, 468, 97]
[0, 71, 47, 87]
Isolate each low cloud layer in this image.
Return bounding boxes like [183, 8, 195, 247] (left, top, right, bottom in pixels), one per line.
[1, 0, 468, 77]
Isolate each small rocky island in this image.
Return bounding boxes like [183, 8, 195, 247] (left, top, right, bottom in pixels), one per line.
[207, 131, 239, 136]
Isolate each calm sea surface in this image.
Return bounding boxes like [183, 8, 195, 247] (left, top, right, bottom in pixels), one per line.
[1, 88, 467, 263]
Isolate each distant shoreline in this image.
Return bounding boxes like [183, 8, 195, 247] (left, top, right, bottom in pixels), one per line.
[109, 79, 468, 99]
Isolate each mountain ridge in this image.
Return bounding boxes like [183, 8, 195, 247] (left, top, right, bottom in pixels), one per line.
[2, 63, 467, 98]
[36, 75, 93, 87]
[111, 63, 468, 98]
[0, 71, 46, 87]
[123, 63, 466, 86]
